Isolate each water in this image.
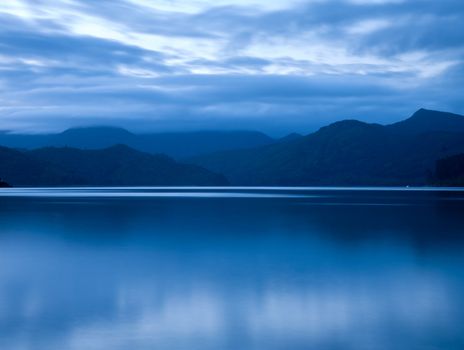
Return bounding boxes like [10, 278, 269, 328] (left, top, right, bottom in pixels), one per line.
[0, 187, 463, 350]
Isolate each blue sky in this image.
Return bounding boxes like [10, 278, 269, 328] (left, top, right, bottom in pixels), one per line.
[0, 0, 463, 134]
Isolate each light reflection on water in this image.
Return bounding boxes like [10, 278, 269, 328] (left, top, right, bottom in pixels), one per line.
[0, 188, 463, 350]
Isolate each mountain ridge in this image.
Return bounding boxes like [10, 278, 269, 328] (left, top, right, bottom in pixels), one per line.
[2, 108, 464, 187]
[387, 108, 464, 134]
[188, 109, 464, 186]
[0, 128, 274, 158]
[0, 145, 227, 187]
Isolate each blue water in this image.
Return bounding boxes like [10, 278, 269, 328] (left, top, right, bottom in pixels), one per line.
[0, 187, 463, 350]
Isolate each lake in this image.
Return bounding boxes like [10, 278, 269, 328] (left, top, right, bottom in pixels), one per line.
[0, 187, 463, 350]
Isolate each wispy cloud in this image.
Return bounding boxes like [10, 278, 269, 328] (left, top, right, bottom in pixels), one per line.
[0, 0, 463, 134]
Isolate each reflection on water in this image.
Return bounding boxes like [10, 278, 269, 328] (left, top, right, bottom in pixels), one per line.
[0, 188, 463, 350]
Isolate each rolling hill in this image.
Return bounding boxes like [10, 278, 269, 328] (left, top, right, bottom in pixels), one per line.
[0, 145, 227, 187]
[188, 109, 464, 186]
[0, 128, 274, 158]
[2, 108, 464, 187]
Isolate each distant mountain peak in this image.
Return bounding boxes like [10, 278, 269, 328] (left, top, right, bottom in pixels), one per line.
[327, 119, 369, 128]
[60, 126, 134, 136]
[410, 108, 460, 119]
[0, 127, 274, 158]
[414, 107, 429, 114]
[317, 119, 380, 135]
[388, 109, 464, 134]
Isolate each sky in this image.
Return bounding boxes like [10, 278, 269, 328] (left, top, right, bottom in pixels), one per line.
[0, 0, 463, 135]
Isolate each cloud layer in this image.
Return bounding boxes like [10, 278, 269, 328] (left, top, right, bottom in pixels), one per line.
[0, 0, 463, 134]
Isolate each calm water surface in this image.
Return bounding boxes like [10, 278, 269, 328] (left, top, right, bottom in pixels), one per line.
[0, 187, 463, 350]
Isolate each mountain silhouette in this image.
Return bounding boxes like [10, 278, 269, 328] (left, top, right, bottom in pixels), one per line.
[189, 109, 464, 186]
[2, 108, 464, 187]
[58, 126, 135, 148]
[276, 132, 303, 143]
[0, 145, 227, 186]
[388, 108, 464, 134]
[433, 153, 464, 186]
[0, 128, 274, 158]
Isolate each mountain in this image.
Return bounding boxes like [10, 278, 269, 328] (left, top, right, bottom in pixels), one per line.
[433, 153, 464, 186]
[3, 108, 464, 187]
[276, 133, 303, 143]
[0, 146, 73, 186]
[57, 127, 135, 149]
[388, 108, 464, 134]
[0, 128, 274, 158]
[0, 180, 11, 187]
[189, 109, 464, 186]
[0, 145, 227, 187]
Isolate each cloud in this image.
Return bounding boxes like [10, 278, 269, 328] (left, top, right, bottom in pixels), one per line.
[0, 0, 463, 134]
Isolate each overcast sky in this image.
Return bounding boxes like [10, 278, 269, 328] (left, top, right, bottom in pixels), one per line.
[0, 0, 463, 134]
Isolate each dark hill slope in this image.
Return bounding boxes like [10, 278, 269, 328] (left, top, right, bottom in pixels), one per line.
[388, 108, 464, 134]
[0, 146, 76, 186]
[0, 145, 227, 186]
[190, 109, 464, 186]
[0, 180, 11, 187]
[433, 153, 464, 186]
